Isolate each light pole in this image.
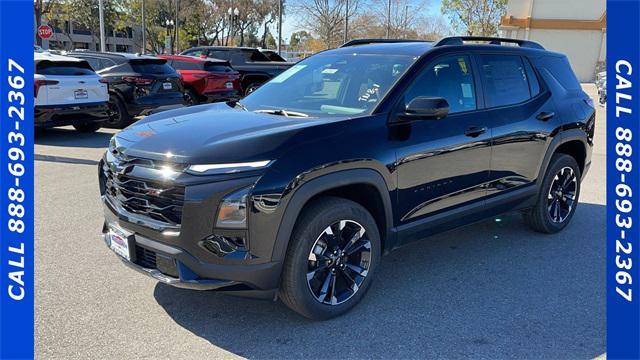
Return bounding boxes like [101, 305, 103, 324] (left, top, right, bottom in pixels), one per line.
[386, 0, 391, 39]
[343, 0, 349, 44]
[174, 0, 179, 53]
[165, 19, 174, 53]
[141, 0, 146, 53]
[98, 0, 106, 51]
[277, 0, 283, 54]
[228, 7, 239, 45]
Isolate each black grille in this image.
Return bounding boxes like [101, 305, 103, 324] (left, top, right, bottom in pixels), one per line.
[134, 245, 179, 277]
[102, 159, 185, 226]
[135, 245, 157, 269]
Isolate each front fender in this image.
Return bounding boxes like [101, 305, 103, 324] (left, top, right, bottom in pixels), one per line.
[267, 169, 395, 265]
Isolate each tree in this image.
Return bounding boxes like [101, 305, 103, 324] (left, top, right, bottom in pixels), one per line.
[293, 0, 359, 49]
[441, 0, 507, 36]
[289, 30, 311, 48]
[50, 0, 128, 50]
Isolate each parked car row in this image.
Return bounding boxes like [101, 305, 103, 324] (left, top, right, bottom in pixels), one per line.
[33, 47, 292, 132]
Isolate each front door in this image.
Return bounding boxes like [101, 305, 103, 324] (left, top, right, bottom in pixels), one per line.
[393, 55, 491, 242]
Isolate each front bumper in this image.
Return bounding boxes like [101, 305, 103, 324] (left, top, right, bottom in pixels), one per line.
[35, 102, 108, 127]
[102, 195, 282, 298]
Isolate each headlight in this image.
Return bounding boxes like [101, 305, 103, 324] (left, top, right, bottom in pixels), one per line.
[216, 186, 251, 229]
[187, 160, 272, 175]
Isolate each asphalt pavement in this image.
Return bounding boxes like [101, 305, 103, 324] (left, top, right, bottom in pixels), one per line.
[35, 85, 606, 359]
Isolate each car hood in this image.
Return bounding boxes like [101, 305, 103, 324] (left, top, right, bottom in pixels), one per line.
[113, 103, 342, 165]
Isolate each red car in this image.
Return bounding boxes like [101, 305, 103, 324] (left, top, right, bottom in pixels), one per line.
[159, 54, 241, 105]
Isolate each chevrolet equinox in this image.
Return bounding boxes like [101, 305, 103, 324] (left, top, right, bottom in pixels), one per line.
[99, 37, 595, 320]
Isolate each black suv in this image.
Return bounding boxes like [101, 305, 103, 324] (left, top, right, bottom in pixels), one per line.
[68, 51, 185, 128]
[180, 46, 292, 95]
[99, 37, 595, 320]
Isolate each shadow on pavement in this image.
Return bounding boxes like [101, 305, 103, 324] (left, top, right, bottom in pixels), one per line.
[154, 202, 605, 359]
[35, 154, 100, 166]
[35, 127, 114, 148]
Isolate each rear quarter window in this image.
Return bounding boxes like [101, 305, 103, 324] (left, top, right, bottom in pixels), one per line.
[539, 56, 581, 91]
[130, 59, 175, 75]
[478, 55, 531, 108]
[36, 60, 96, 76]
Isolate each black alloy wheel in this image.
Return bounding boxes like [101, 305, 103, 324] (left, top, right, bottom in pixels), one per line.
[244, 83, 260, 96]
[279, 197, 381, 320]
[105, 94, 131, 128]
[306, 220, 372, 305]
[547, 166, 578, 223]
[525, 154, 581, 233]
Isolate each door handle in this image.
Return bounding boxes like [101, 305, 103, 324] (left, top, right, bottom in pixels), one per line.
[464, 126, 487, 138]
[536, 111, 555, 121]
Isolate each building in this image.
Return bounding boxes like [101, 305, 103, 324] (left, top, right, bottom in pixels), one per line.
[40, 20, 143, 53]
[499, 0, 606, 82]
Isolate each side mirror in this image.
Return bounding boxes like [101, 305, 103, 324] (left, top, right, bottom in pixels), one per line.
[403, 96, 450, 120]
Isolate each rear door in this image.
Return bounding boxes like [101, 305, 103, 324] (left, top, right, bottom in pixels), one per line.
[479, 53, 559, 196]
[36, 60, 108, 105]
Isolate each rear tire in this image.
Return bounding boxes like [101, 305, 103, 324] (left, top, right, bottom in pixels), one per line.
[524, 154, 581, 233]
[184, 88, 200, 106]
[105, 94, 131, 128]
[244, 82, 261, 96]
[73, 122, 101, 133]
[279, 197, 381, 320]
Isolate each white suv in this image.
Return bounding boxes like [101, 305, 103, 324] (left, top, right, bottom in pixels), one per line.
[35, 52, 109, 132]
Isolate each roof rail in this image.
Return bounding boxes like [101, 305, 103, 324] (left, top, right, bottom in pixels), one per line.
[433, 36, 545, 50]
[341, 39, 430, 47]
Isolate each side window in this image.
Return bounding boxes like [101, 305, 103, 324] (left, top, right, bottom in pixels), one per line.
[183, 48, 206, 57]
[479, 55, 530, 108]
[404, 55, 477, 114]
[209, 50, 230, 61]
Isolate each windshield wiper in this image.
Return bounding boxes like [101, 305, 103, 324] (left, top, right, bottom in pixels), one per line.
[254, 109, 309, 118]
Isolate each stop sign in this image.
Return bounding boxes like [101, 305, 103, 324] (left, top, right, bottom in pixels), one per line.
[37, 25, 53, 39]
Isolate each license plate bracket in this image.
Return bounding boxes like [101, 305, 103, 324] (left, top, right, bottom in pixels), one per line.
[74, 89, 88, 99]
[107, 224, 133, 261]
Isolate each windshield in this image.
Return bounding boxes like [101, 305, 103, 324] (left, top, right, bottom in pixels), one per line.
[240, 53, 416, 117]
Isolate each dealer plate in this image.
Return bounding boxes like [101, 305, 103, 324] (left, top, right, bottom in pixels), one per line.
[74, 89, 88, 99]
[163, 82, 173, 90]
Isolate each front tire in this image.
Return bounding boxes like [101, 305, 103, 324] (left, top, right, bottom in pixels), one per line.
[279, 197, 381, 320]
[525, 154, 581, 233]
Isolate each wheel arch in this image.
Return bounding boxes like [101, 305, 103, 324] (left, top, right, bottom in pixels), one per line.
[241, 73, 270, 89]
[537, 129, 589, 187]
[270, 169, 395, 265]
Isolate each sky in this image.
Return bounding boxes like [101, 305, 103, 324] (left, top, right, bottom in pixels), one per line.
[279, 0, 444, 41]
